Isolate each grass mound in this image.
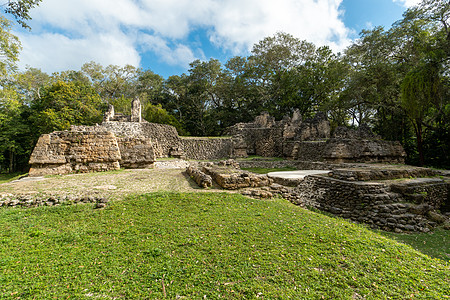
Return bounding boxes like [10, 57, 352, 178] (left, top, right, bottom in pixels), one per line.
[0, 173, 26, 184]
[0, 192, 448, 299]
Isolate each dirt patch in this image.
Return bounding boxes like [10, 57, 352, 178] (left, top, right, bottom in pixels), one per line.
[0, 169, 226, 199]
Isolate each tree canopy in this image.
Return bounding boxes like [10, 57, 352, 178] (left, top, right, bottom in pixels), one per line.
[0, 0, 449, 172]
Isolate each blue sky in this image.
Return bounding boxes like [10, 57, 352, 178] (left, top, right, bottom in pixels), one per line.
[14, 0, 420, 78]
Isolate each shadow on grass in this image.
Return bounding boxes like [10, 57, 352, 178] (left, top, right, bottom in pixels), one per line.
[305, 205, 450, 261]
[0, 173, 28, 184]
[378, 228, 450, 261]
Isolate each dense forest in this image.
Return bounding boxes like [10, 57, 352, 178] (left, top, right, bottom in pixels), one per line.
[0, 0, 449, 172]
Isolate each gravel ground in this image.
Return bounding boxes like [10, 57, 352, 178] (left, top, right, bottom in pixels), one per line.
[0, 168, 226, 199]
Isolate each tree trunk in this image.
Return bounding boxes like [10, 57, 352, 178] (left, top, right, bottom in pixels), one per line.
[415, 120, 425, 167]
[9, 149, 14, 173]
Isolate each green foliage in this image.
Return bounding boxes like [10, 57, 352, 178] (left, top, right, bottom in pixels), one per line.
[401, 63, 440, 124]
[30, 80, 105, 133]
[0, 192, 448, 298]
[0, 16, 21, 78]
[1, 0, 450, 171]
[144, 103, 187, 135]
[0, 87, 33, 172]
[3, 0, 42, 29]
[0, 172, 25, 183]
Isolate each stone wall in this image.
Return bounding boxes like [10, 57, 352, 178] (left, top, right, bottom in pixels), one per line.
[294, 174, 449, 232]
[29, 100, 408, 176]
[330, 166, 438, 181]
[117, 137, 156, 168]
[321, 139, 406, 163]
[225, 110, 330, 158]
[100, 122, 180, 158]
[180, 137, 233, 160]
[225, 111, 405, 163]
[186, 165, 212, 188]
[238, 159, 373, 171]
[0, 193, 108, 209]
[29, 131, 121, 176]
[101, 122, 234, 160]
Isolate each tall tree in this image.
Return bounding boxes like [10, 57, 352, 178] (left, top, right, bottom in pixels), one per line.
[30, 80, 105, 133]
[3, 0, 42, 29]
[394, 0, 450, 166]
[0, 16, 20, 78]
[246, 32, 316, 115]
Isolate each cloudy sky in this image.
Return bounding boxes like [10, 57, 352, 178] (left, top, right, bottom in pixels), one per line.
[14, 0, 421, 78]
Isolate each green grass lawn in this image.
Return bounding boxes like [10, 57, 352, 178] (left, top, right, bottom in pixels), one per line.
[380, 228, 450, 262]
[0, 193, 448, 299]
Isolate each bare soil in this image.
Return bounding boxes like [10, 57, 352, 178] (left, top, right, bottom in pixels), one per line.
[0, 168, 226, 199]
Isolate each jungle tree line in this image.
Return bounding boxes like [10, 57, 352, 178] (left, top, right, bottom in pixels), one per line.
[0, 0, 449, 172]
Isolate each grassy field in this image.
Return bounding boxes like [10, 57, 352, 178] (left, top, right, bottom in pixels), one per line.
[380, 228, 450, 262]
[0, 192, 448, 299]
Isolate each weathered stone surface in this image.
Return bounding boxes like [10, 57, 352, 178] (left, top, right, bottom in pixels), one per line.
[186, 165, 213, 188]
[217, 159, 240, 169]
[117, 137, 156, 168]
[130, 97, 142, 123]
[232, 135, 248, 158]
[0, 192, 108, 209]
[290, 173, 449, 232]
[100, 121, 179, 158]
[225, 111, 404, 163]
[103, 97, 142, 122]
[180, 137, 233, 160]
[203, 165, 272, 190]
[29, 130, 121, 176]
[100, 122, 233, 160]
[321, 139, 406, 164]
[30, 99, 407, 177]
[330, 166, 439, 181]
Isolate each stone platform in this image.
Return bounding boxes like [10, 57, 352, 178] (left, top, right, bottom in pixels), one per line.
[267, 170, 330, 186]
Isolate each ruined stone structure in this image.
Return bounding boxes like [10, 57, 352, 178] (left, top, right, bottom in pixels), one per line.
[292, 167, 449, 233]
[29, 98, 233, 176]
[29, 100, 405, 176]
[29, 130, 121, 176]
[201, 164, 273, 190]
[186, 165, 213, 188]
[226, 110, 405, 163]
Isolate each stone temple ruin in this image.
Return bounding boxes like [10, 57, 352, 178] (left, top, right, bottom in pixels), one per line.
[27, 99, 449, 233]
[226, 110, 406, 163]
[29, 98, 233, 176]
[29, 99, 406, 176]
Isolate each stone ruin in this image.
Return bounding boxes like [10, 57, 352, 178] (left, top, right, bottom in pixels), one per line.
[29, 130, 122, 176]
[29, 98, 234, 176]
[292, 165, 449, 233]
[23, 100, 450, 232]
[226, 109, 406, 163]
[29, 102, 406, 176]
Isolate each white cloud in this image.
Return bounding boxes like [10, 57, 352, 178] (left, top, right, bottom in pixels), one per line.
[17, 0, 352, 73]
[210, 0, 351, 54]
[393, 0, 421, 7]
[139, 34, 196, 68]
[17, 31, 141, 72]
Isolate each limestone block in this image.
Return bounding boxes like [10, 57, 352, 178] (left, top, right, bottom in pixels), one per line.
[186, 165, 213, 188]
[118, 137, 156, 168]
[203, 166, 272, 190]
[29, 130, 122, 176]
